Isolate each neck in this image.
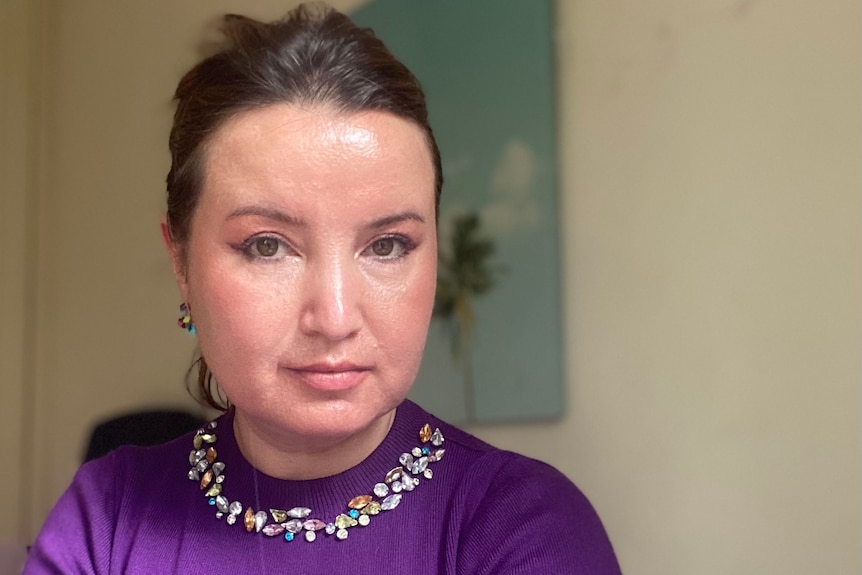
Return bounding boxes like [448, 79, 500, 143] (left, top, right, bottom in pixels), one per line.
[232, 409, 396, 480]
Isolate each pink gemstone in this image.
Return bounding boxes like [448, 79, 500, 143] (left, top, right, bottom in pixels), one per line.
[262, 524, 285, 537]
[303, 519, 326, 531]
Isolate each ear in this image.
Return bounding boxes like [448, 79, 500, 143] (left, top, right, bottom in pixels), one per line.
[161, 215, 190, 301]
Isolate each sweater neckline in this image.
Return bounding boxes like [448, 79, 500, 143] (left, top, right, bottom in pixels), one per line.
[198, 400, 437, 524]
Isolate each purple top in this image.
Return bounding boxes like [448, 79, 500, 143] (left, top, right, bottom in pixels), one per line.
[25, 400, 620, 574]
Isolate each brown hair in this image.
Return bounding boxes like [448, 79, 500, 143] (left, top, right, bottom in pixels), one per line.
[167, 4, 442, 410]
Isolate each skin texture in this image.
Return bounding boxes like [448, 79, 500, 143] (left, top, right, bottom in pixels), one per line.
[163, 105, 437, 479]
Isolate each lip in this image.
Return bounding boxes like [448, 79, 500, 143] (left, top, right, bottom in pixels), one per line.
[284, 362, 371, 392]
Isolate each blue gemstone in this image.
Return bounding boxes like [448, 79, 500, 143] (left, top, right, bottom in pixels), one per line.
[349, 509, 359, 519]
[285, 532, 294, 541]
[422, 447, 430, 455]
[208, 498, 216, 506]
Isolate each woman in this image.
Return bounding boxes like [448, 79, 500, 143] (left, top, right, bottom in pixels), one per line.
[25, 5, 620, 573]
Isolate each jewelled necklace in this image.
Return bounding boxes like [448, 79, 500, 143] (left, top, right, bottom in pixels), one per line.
[187, 419, 445, 542]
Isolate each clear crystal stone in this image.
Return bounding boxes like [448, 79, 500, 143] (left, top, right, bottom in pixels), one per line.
[215, 495, 229, 512]
[336, 528, 348, 540]
[399, 453, 414, 468]
[215, 512, 224, 519]
[189, 450, 198, 465]
[287, 507, 312, 519]
[215, 475, 224, 484]
[358, 514, 370, 526]
[412, 456, 428, 475]
[283, 519, 303, 533]
[401, 476, 416, 492]
[325, 523, 336, 535]
[391, 481, 403, 493]
[305, 530, 316, 542]
[373, 482, 388, 498]
[226, 514, 237, 525]
[195, 459, 208, 473]
[254, 511, 267, 533]
[208, 420, 217, 429]
[187, 469, 200, 481]
[385, 467, 403, 483]
[424, 468, 433, 479]
[431, 429, 444, 446]
[212, 461, 225, 476]
[229, 501, 242, 516]
[381, 493, 402, 511]
[411, 447, 422, 457]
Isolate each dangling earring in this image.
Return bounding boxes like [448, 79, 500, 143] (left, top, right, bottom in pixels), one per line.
[177, 302, 196, 335]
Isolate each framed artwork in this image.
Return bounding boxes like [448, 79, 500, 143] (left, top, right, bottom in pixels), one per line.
[352, 0, 563, 423]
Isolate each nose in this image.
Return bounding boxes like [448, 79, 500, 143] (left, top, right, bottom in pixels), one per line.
[299, 256, 363, 340]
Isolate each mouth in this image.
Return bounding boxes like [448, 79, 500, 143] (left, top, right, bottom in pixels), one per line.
[283, 362, 371, 392]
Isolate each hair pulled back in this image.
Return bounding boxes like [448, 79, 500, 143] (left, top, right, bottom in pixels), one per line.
[167, 4, 442, 410]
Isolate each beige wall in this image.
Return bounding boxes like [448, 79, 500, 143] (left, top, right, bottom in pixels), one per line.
[3, 1, 859, 573]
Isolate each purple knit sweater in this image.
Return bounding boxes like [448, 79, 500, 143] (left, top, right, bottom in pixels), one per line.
[25, 400, 620, 574]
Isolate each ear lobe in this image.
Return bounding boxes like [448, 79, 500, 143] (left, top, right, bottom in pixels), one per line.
[161, 216, 189, 299]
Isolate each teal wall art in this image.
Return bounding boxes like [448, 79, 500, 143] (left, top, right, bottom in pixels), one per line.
[351, 0, 563, 423]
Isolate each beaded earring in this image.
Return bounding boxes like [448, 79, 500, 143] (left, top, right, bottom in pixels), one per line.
[178, 303, 196, 335]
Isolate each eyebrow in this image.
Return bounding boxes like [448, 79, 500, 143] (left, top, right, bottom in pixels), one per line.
[226, 206, 425, 229]
[367, 212, 426, 230]
[226, 206, 306, 227]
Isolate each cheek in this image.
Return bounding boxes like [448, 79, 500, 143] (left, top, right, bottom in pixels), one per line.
[187, 257, 295, 355]
[375, 258, 437, 352]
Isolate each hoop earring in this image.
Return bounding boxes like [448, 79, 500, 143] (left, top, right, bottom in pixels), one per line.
[177, 303, 197, 335]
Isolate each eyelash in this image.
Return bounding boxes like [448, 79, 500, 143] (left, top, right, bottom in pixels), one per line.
[234, 234, 292, 261]
[363, 234, 417, 262]
[232, 234, 417, 262]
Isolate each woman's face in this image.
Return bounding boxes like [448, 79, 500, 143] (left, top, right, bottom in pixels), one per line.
[170, 104, 437, 441]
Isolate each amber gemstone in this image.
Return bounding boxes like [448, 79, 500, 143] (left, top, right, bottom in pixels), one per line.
[244, 507, 255, 532]
[205, 447, 217, 464]
[199, 470, 213, 491]
[419, 423, 432, 443]
[348, 495, 372, 509]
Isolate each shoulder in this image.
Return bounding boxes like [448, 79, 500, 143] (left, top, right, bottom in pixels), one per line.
[457, 450, 620, 574]
[24, 430, 200, 574]
[406, 404, 620, 574]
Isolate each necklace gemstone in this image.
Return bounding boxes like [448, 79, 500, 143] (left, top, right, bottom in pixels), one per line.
[188, 419, 445, 543]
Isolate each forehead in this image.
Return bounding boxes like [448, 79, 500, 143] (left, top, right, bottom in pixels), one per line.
[199, 104, 435, 212]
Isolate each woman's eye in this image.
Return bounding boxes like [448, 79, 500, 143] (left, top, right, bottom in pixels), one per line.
[254, 237, 280, 257]
[371, 238, 395, 257]
[364, 236, 414, 260]
[237, 235, 289, 260]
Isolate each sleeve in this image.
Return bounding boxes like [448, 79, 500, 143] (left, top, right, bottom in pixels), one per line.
[456, 454, 622, 575]
[23, 453, 120, 575]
